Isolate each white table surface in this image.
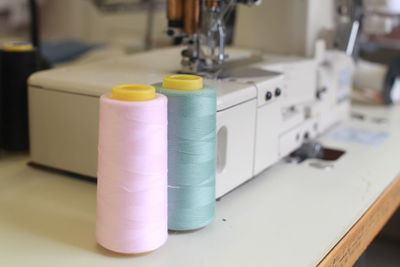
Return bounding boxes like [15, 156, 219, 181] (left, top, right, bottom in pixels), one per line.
[1, 104, 399, 267]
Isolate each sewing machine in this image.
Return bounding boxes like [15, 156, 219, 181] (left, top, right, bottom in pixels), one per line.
[28, 0, 354, 198]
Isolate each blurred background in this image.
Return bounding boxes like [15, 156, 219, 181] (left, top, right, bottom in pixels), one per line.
[0, 0, 399, 266]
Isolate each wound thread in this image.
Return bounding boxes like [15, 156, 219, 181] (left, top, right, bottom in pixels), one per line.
[154, 75, 217, 231]
[96, 85, 168, 254]
[0, 42, 38, 151]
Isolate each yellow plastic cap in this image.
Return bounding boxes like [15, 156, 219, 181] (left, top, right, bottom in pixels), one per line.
[111, 84, 156, 101]
[3, 42, 33, 52]
[162, 74, 203, 91]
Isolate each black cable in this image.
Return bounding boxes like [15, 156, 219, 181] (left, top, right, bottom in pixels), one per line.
[383, 57, 400, 105]
[28, 0, 51, 70]
[29, 0, 40, 49]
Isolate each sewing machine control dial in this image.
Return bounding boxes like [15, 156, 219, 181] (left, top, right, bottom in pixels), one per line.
[275, 88, 282, 97]
[265, 91, 273, 101]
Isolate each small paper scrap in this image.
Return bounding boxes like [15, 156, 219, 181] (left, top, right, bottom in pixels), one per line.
[327, 127, 388, 146]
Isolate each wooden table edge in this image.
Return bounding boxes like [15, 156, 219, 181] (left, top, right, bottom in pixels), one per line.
[318, 174, 400, 267]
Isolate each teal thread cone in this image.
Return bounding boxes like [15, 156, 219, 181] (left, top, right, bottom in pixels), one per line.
[153, 82, 216, 231]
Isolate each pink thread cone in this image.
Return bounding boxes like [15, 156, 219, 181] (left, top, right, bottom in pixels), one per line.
[96, 93, 168, 254]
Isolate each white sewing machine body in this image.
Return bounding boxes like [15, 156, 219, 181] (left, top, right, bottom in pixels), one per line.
[28, 47, 353, 198]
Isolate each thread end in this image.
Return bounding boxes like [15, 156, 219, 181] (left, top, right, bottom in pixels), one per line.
[162, 74, 203, 91]
[2, 42, 34, 52]
[111, 84, 156, 101]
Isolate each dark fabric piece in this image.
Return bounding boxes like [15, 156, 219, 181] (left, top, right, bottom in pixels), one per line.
[383, 56, 400, 105]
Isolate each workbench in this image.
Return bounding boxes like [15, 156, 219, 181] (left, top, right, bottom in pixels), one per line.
[0, 104, 399, 267]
